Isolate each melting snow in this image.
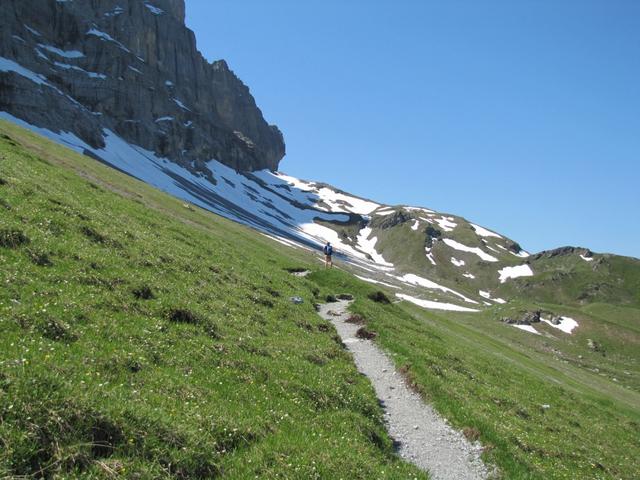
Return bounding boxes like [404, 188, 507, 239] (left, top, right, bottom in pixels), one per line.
[375, 209, 395, 216]
[128, 65, 142, 74]
[470, 223, 502, 238]
[411, 220, 420, 231]
[404, 206, 435, 214]
[580, 254, 594, 262]
[356, 227, 394, 268]
[450, 257, 465, 267]
[392, 274, 478, 304]
[463, 272, 475, 279]
[0, 57, 49, 85]
[144, 3, 165, 15]
[355, 275, 401, 289]
[498, 264, 534, 283]
[396, 294, 480, 312]
[24, 25, 42, 37]
[541, 316, 579, 334]
[434, 216, 457, 232]
[478, 290, 506, 304]
[512, 324, 541, 335]
[86, 28, 131, 53]
[173, 98, 191, 111]
[443, 238, 498, 262]
[105, 6, 124, 17]
[38, 44, 84, 59]
[154, 116, 173, 123]
[53, 61, 107, 79]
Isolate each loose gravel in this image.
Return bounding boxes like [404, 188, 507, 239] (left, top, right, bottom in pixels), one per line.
[318, 299, 490, 480]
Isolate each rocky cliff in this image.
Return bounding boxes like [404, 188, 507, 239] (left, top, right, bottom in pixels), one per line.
[0, 0, 285, 171]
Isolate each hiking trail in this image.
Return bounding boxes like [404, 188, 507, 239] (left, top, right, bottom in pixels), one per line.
[317, 299, 490, 480]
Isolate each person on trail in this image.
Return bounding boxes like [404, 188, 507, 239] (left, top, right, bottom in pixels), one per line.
[323, 241, 333, 268]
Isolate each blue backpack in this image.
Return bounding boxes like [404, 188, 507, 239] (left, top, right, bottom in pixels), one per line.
[324, 244, 333, 255]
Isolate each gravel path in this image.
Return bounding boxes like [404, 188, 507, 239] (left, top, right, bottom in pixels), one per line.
[318, 300, 490, 480]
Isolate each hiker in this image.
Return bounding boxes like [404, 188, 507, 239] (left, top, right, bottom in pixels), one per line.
[323, 241, 333, 268]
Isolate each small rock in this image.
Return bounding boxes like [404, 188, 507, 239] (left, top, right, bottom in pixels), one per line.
[541, 404, 551, 410]
[290, 296, 304, 305]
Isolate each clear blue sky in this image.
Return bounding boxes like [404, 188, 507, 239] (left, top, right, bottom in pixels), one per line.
[185, 1, 640, 258]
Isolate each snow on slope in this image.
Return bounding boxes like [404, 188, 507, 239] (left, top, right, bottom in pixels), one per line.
[470, 223, 502, 238]
[443, 239, 499, 262]
[396, 294, 480, 313]
[498, 264, 534, 283]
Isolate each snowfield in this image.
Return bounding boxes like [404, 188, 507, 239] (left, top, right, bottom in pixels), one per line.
[541, 316, 579, 334]
[498, 264, 534, 283]
[470, 223, 502, 238]
[443, 239, 499, 262]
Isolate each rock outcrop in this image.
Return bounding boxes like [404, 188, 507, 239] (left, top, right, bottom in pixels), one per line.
[0, 0, 285, 172]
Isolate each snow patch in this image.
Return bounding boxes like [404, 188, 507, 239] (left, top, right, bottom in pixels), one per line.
[512, 324, 541, 335]
[0, 57, 49, 85]
[356, 227, 394, 268]
[393, 274, 478, 304]
[38, 43, 84, 59]
[463, 273, 475, 279]
[86, 28, 131, 53]
[355, 275, 401, 289]
[411, 220, 420, 231]
[478, 290, 506, 304]
[144, 3, 165, 15]
[541, 316, 579, 334]
[580, 254, 594, 262]
[53, 61, 106, 79]
[443, 238, 498, 262]
[434, 216, 457, 232]
[173, 98, 191, 111]
[498, 264, 534, 283]
[450, 257, 465, 267]
[396, 294, 480, 313]
[470, 223, 502, 238]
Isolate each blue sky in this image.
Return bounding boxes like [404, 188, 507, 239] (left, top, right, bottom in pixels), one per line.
[185, 1, 640, 258]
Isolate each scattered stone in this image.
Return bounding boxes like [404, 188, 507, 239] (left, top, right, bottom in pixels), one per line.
[356, 327, 377, 340]
[551, 315, 563, 325]
[336, 293, 354, 300]
[325, 294, 338, 303]
[290, 296, 304, 305]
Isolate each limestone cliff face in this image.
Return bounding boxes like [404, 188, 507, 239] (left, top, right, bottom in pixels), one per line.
[0, 0, 285, 171]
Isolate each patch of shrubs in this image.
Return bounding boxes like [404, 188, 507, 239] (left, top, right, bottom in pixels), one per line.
[0, 229, 30, 248]
[367, 291, 390, 304]
[167, 308, 200, 324]
[132, 285, 155, 300]
[81, 225, 108, 244]
[28, 250, 52, 266]
[39, 318, 77, 343]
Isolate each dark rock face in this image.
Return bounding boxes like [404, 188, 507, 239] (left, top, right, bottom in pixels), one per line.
[0, 0, 285, 172]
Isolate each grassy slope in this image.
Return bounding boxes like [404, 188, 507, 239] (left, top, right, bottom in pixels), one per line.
[313, 272, 640, 479]
[2, 120, 639, 479]
[0, 122, 426, 479]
